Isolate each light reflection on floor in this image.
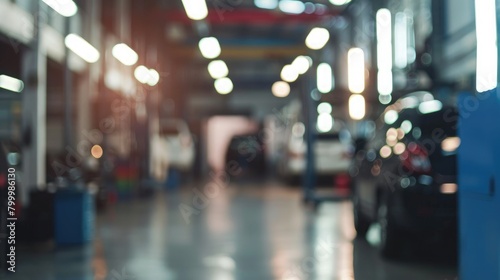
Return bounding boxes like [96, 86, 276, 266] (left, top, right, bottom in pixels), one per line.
[3, 182, 457, 280]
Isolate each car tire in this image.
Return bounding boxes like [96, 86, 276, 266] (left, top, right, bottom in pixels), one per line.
[378, 195, 403, 259]
[352, 195, 370, 238]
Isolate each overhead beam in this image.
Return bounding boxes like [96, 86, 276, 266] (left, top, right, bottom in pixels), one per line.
[158, 9, 337, 25]
[170, 45, 309, 59]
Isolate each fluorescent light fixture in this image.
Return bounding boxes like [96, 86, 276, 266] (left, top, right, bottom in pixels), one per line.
[384, 110, 399, 125]
[255, 0, 278, 9]
[64, 34, 100, 63]
[134, 66, 160, 86]
[281, 64, 299, 83]
[147, 69, 160, 86]
[181, 0, 208, 20]
[348, 48, 365, 94]
[442, 137, 461, 152]
[349, 94, 365, 120]
[42, 0, 78, 17]
[317, 102, 332, 114]
[279, 0, 305, 14]
[272, 81, 290, 97]
[112, 43, 138, 66]
[394, 12, 408, 69]
[0, 75, 24, 92]
[377, 70, 393, 96]
[376, 9, 393, 96]
[317, 63, 333, 93]
[292, 56, 312, 75]
[208, 60, 229, 79]
[379, 94, 392, 105]
[305, 27, 330, 50]
[376, 9, 392, 69]
[214, 77, 233, 94]
[475, 0, 498, 92]
[317, 113, 333, 132]
[418, 100, 443, 114]
[329, 0, 351, 5]
[199, 37, 221, 59]
[134, 66, 150, 84]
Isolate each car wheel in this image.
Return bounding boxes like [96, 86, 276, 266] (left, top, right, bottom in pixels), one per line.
[378, 195, 402, 258]
[352, 195, 370, 238]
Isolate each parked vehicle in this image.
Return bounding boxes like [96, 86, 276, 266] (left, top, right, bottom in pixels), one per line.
[279, 121, 352, 180]
[350, 92, 459, 258]
[159, 119, 195, 171]
[225, 134, 266, 177]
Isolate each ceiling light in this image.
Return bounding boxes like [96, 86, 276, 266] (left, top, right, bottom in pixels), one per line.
[347, 48, 365, 94]
[317, 102, 332, 114]
[272, 81, 290, 97]
[208, 60, 229, 79]
[147, 69, 160, 86]
[279, 0, 306, 14]
[349, 94, 365, 120]
[317, 63, 333, 93]
[112, 43, 138, 66]
[305, 27, 330, 50]
[255, 0, 278, 9]
[42, 0, 78, 17]
[281, 65, 299, 83]
[317, 113, 333, 132]
[134, 66, 160, 86]
[394, 12, 408, 69]
[199, 37, 221, 59]
[64, 34, 100, 63]
[329, 0, 351, 6]
[292, 56, 312, 74]
[0, 75, 24, 93]
[214, 77, 233, 94]
[134, 66, 150, 84]
[181, 0, 208, 20]
[379, 94, 392, 105]
[475, 0, 498, 92]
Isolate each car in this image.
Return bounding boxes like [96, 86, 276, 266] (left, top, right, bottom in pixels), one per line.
[225, 134, 266, 178]
[159, 119, 195, 171]
[279, 121, 352, 181]
[150, 119, 195, 183]
[350, 91, 459, 258]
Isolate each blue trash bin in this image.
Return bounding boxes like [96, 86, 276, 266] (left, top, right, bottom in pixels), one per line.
[54, 189, 94, 245]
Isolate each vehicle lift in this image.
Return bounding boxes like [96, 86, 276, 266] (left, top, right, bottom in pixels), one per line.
[301, 82, 349, 210]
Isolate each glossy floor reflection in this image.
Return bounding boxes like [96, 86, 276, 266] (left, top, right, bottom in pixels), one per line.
[5, 182, 457, 279]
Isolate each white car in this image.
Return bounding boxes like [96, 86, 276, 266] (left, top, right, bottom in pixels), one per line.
[160, 120, 195, 171]
[280, 122, 352, 177]
[150, 120, 195, 182]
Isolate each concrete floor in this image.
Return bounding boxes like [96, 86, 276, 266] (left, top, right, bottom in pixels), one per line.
[4, 182, 457, 280]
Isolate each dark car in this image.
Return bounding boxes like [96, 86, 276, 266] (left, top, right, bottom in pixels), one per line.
[225, 134, 266, 178]
[350, 92, 459, 258]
